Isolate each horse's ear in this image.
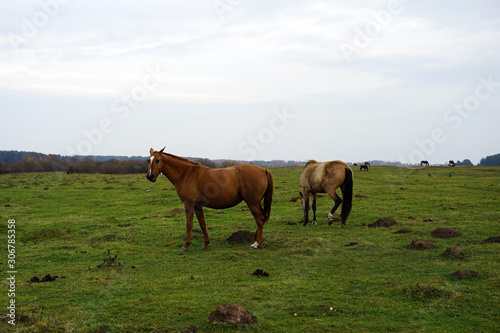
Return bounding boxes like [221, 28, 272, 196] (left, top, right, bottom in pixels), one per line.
[149, 148, 154, 156]
[159, 146, 166, 154]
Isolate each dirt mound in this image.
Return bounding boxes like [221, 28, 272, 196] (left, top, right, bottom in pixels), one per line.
[406, 239, 436, 250]
[30, 274, 59, 283]
[394, 228, 413, 234]
[431, 228, 460, 238]
[97, 252, 122, 268]
[451, 270, 478, 279]
[484, 236, 500, 243]
[226, 230, 254, 244]
[252, 269, 269, 277]
[368, 217, 398, 228]
[442, 247, 462, 257]
[209, 304, 256, 325]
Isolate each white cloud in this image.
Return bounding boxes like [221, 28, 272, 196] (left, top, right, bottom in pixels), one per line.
[1, 0, 499, 163]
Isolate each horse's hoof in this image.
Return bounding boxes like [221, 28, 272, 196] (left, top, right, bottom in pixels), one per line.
[338, 224, 345, 229]
[312, 221, 317, 226]
[249, 241, 259, 250]
[180, 247, 188, 252]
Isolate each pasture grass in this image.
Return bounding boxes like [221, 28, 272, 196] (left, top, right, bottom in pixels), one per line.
[0, 166, 499, 332]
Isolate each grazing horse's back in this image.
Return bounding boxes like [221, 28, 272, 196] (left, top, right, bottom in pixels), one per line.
[300, 160, 351, 193]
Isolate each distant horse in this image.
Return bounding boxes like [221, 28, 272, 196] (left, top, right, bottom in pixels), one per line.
[146, 147, 274, 251]
[421, 160, 429, 166]
[299, 160, 353, 228]
[364, 162, 371, 167]
[449, 160, 455, 167]
[67, 167, 74, 175]
[360, 164, 369, 171]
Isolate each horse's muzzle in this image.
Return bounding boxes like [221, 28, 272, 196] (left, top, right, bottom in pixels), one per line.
[146, 174, 156, 182]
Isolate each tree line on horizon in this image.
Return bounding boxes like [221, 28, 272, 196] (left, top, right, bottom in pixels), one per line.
[0, 150, 498, 174]
[0, 151, 305, 174]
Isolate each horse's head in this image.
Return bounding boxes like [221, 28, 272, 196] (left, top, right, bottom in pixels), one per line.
[146, 147, 165, 182]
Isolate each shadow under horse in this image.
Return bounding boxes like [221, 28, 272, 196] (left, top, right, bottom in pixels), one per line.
[146, 147, 274, 251]
[299, 160, 353, 228]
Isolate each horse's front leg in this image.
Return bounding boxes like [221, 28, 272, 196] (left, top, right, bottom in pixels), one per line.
[302, 191, 310, 226]
[312, 193, 317, 225]
[181, 205, 194, 251]
[194, 206, 210, 250]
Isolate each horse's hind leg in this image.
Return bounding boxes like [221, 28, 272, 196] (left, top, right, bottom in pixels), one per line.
[325, 188, 342, 226]
[328, 198, 342, 225]
[247, 203, 264, 249]
[195, 207, 210, 249]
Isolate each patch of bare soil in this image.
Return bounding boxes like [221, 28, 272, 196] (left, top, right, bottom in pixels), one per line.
[226, 230, 254, 244]
[431, 228, 460, 238]
[252, 269, 269, 277]
[442, 247, 463, 257]
[394, 228, 413, 234]
[406, 239, 436, 250]
[181, 325, 197, 333]
[209, 304, 256, 325]
[484, 236, 500, 243]
[29, 274, 59, 283]
[97, 251, 124, 268]
[96, 326, 111, 333]
[368, 217, 398, 228]
[450, 270, 478, 279]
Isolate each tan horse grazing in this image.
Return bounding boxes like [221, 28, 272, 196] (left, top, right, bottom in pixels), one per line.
[146, 147, 274, 251]
[299, 160, 353, 228]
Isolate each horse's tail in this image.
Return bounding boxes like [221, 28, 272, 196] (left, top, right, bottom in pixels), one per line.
[262, 170, 274, 224]
[341, 167, 353, 225]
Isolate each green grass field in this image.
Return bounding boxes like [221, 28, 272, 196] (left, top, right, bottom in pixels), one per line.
[1, 166, 499, 332]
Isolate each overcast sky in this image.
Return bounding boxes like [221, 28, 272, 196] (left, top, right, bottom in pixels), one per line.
[1, 0, 499, 164]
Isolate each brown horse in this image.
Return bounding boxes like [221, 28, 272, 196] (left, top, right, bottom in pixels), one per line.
[421, 160, 429, 166]
[299, 160, 353, 228]
[146, 148, 274, 251]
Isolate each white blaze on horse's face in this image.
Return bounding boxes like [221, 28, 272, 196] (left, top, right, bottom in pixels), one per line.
[148, 156, 154, 173]
[147, 155, 157, 182]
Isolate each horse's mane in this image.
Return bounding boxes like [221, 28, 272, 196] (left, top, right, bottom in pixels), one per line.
[162, 152, 201, 166]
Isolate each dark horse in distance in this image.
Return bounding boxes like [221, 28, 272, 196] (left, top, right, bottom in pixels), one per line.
[299, 160, 353, 228]
[146, 147, 274, 250]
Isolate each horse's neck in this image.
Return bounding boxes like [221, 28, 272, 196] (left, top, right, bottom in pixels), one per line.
[161, 154, 197, 185]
